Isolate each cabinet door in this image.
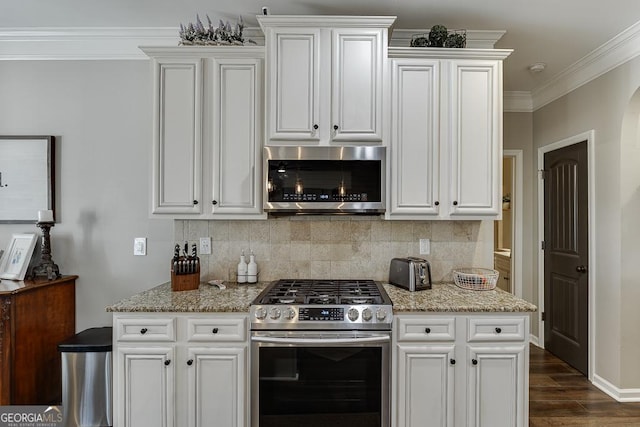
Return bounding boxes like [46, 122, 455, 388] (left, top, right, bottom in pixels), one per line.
[209, 57, 264, 216]
[466, 344, 526, 427]
[186, 346, 248, 427]
[115, 346, 175, 427]
[332, 29, 384, 142]
[389, 58, 440, 216]
[448, 60, 501, 217]
[151, 58, 203, 214]
[396, 344, 455, 427]
[265, 28, 321, 142]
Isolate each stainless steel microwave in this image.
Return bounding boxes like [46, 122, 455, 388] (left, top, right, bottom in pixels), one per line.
[263, 146, 386, 214]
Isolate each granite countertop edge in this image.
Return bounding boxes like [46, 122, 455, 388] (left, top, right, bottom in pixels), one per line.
[106, 281, 537, 314]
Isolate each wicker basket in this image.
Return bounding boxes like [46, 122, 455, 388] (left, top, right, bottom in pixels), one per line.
[453, 268, 499, 291]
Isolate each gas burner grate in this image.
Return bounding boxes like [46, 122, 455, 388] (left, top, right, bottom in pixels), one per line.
[255, 279, 386, 305]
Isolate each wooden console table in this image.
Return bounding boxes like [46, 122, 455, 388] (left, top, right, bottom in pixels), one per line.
[0, 275, 77, 404]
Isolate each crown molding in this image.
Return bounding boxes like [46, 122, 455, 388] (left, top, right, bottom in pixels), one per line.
[389, 46, 512, 60]
[531, 20, 640, 111]
[0, 27, 264, 60]
[504, 91, 533, 113]
[257, 15, 397, 29]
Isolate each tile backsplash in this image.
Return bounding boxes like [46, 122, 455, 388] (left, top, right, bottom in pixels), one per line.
[175, 217, 493, 283]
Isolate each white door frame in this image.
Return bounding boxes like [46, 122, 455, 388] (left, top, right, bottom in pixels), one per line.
[503, 150, 523, 298]
[536, 129, 596, 382]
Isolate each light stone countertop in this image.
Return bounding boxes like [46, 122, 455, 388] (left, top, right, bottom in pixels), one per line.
[383, 283, 537, 313]
[106, 281, 270, 313]
[106, 281, 536, 313]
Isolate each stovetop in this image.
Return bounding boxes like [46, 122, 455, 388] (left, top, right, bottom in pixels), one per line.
[250, 279, 393, 331]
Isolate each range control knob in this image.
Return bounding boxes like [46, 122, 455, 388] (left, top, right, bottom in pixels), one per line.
[270, 308, 282, 320]
[284, 308, 296, 320]
[362, 308, 373, 321]
[254, 307, 267, 320]
[348, 308, 360, 322]
[376, 309, 388, 321]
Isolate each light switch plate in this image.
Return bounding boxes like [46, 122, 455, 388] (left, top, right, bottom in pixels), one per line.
[200, 237, 211, 255]
[419, 238, 430, 255]
[134, 237, 147, 256]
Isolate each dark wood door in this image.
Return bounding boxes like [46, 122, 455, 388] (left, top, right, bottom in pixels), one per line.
[543, 141, 589, 375]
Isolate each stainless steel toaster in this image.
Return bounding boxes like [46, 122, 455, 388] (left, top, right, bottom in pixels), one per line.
[389, 257, 432, 291]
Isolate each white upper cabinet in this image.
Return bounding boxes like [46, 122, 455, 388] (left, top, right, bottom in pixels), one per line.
[207, 56, 264, 217]
[388, 48, 512, 220]
[331, 28, 385, 142]
[258, 16, 395, 145]
[150, 57, 203, 214]
[389, 58, 441, 216]
[448, 59, 502, 217]
[264, 28, 321, 142]
[143, 47, 266, 219]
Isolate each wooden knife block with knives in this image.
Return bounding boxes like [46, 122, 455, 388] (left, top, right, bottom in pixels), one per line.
[171, 242, 200, 292]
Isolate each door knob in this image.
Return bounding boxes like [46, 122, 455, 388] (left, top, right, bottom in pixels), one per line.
[576, 265, 587, 273]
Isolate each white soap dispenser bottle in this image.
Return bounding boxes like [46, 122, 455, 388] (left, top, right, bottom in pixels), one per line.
[247, 250, 258, 284]
[237, 250, 248, 283]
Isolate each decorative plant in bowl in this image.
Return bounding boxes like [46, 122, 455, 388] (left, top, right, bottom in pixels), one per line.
[410, 24, 466, 48]
[179, 15, 256, 46]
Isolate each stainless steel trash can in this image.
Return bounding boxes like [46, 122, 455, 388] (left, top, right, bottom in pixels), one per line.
[58, 327, 112, 427]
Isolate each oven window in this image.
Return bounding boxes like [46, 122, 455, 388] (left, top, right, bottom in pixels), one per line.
[259, 346, 382, 426]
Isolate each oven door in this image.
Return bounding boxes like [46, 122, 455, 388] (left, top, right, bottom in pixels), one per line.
[251, 330, 390, 427]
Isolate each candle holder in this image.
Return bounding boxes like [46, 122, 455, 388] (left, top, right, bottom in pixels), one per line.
[31, 221, 60, 280]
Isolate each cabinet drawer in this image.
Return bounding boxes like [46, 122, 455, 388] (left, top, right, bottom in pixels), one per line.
[396, 316, 456, 341]
[115, 317, 176, 342]
[494, 256, 510, 270]
[467, 317, 525, 342]
[186, 316, 247, 342]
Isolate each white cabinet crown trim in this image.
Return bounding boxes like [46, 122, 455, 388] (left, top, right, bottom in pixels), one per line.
[257, 15, 397, 29]
[389, 47, 512, 60]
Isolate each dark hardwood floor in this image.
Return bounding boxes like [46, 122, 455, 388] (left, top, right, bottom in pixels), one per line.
[529, 344, 640, 426]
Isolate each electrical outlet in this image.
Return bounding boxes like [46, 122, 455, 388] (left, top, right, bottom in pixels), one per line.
[200, 237, 212, 255]
[134, 237, 147, 256]
[419, 238, 430, 255]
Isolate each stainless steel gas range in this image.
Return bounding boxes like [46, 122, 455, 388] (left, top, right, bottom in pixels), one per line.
[250, 279, 392, 427]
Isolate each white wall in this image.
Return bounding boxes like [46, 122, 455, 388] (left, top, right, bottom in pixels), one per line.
[0, 60, 174, 330]
[532, 56, 640, 389]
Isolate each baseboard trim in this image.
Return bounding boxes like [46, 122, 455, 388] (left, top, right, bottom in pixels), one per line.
[529, 334, 540, 347]
[592, 374, 640, 402]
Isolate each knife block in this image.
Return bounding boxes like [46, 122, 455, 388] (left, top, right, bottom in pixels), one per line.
[171, 259, 200, 292]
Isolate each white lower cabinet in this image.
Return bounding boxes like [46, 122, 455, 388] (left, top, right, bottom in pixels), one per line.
[466, 344, 526, 427]
[393, 313, 529, 427]
[186, 346, 247, 427]
[116, 345, 175, 427]
[113, 314, 249, 427]
[396, 344, 455, 427]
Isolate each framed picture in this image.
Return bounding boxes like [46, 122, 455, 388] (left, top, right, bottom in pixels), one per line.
[0, 233, 38, 280]
[0, 136, 55, 223]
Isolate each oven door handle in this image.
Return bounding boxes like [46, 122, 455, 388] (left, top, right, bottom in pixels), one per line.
[251, 335, 390, 345]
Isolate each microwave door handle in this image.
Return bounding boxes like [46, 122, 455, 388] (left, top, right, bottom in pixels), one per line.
[252, 336, 390, 345]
